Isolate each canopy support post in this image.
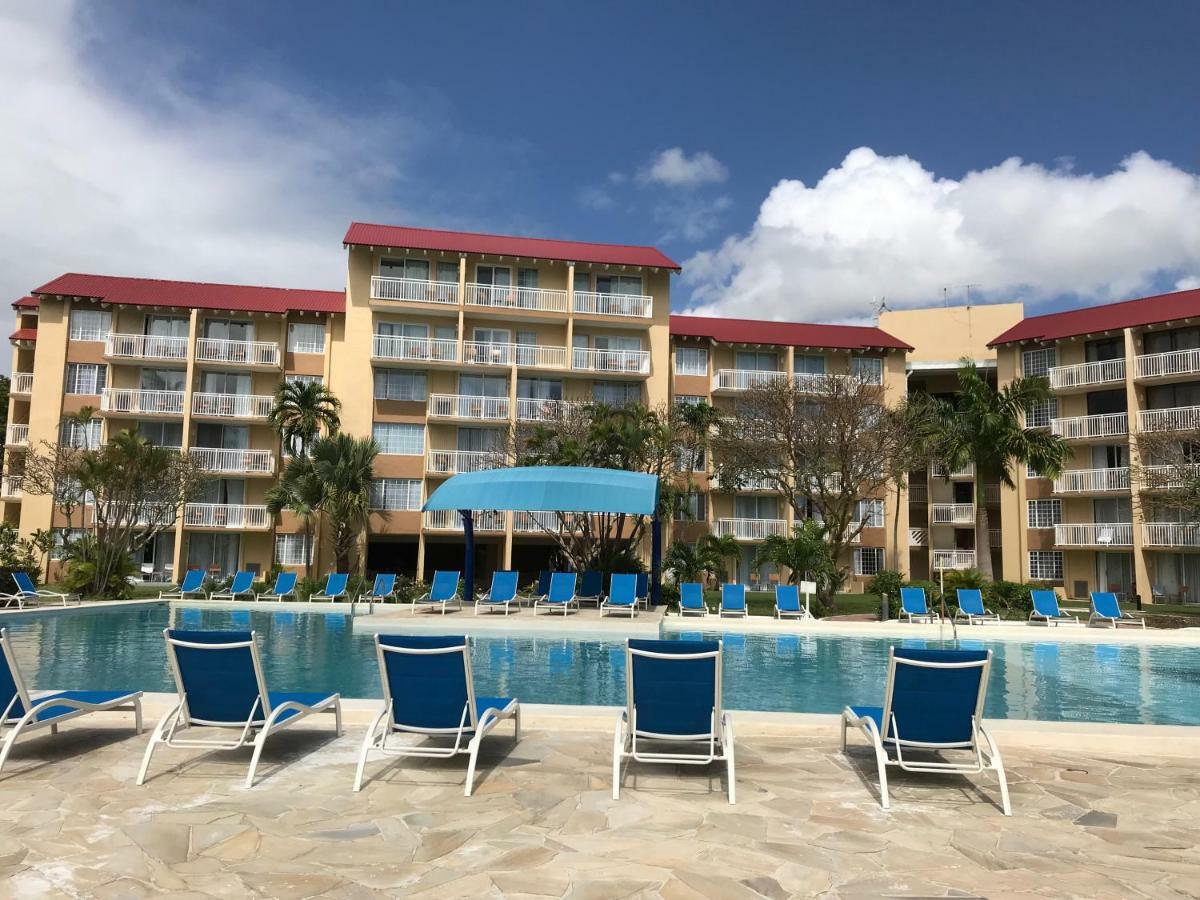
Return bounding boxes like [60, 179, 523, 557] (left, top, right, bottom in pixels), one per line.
[651, 515, 662, 607]
[461, 509, 474, 602]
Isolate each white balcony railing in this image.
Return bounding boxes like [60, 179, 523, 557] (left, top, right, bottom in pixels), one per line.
[793, 372, 851, 393]
[5, 424, 29, 446]
[429, 394, 510, 421]
[101, 389, 186, 416]
[988, 529, 1002, 546]
[932, 503, 975, 524]
[908, 527, 927, 546]
[188, 447, 276, 475]
[105, 333, 189, 361]
[982, 485, 1002, 504]
[10, 373, 33, 395]
[1051, 412, 1128, 440]
[423, 509, 507, 531]
[426, 449, 502, 475]
[1, 475, 23, 500]
[191, 393, 273, 419]
[1048, 358, 1125, 391]
[1054, 523, 1134, 547]
[515, 398, 585, 422]
[930, 462, 976, 479]
[907, 483, 928, 503]
[513, 510, 566, 532]
[931, 549, 976, 570]
[462, 341, 516, 367]
[714, 517, 788, 541]
[573, 290, 652, 318]
[1053, 467, 1130, 494]
[371, 334, 459, 363]
[712, 369, 788, 392]
[465, 283, 567, 313]
[573, 347, 651, 375]
[1140, 464, 1200, 490]
[195, 337, 280, 367]
[514, 345, 569, 369]
[183, 503, 271, 530]
[1136, 348, 1200, 381]
[1138, 406, 1200, 433]
[716, 472, 779, 492]
[1142, 523, 1200, 547]
[370, 276, 459, 305]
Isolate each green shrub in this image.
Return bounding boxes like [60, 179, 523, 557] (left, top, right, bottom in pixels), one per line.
[943, 568, 986, 592]
[59, 535, 138, 601]
[868, 570, 903, 603]
[983, 580, 1038, 615]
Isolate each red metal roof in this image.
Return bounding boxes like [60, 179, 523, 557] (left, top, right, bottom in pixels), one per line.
[12, 296, 38, 310]
[9, 328, 37, 342]
[989, 288, 1200, 347]
[32, 273, 345, 314]
[344, 222, 681, 271]
[670, 315, 913, 351]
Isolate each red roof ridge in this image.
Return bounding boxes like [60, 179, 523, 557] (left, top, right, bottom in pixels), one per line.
[670, 313, 913, 351]
[9, 327, 38, 342]
[988, 286, 1200, 347]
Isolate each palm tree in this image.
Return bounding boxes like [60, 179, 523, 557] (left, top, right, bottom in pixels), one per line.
[753, 519, 837, 592]
[702, 532, 742, 584]
[310, 433, 379, 573]
[664, 539, 711, 584]
[675, 400, 722, 481]
[265, 454, 324, 580]
[268, 380, 341, 457]
[933, 361, 1068, 579]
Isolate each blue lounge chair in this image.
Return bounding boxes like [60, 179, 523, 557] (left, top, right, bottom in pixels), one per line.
[0, 627, 142, 775]
[534, 572, 578, 615]
[536, 570, 553, 597]
[719, 583, 747, 617]
[577, 570, 604, 607]
[11, 572, 76, 607]
[955, 589, 999, 625]
[413, 570, 462, 615]
[137, 630, 341, 787]
[363, 573, 398, 604]
[841, 647, 1010, 815]
[900, 587, 939, 623]
[476, 571, 519, 616]
[679, 582, 708, 617]
[1089, 591, 1145, 629]
[775, 584, 808, 619]
[310, 572, 349, 603]
[614, 639, 735, 803]
[1029, 589, 1079, 626]
[257, 571, 298, 602]
[209, 571, 255, 602]
[353, 634, 519, 796]
[159, 568, 206, 600]
[601, 574, 639, 617]
[636, 573, 650, 609]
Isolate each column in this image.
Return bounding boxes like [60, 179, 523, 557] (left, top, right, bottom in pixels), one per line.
[171, 308, 201, 580]
[1124, 327, 1152, 602]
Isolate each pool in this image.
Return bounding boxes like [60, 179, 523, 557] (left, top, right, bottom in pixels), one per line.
[3, 604, 1199, 725]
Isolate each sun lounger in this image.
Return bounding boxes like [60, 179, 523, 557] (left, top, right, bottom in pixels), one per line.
[775, 584, 807, 619]
[256, 571, 298, 602]
[310, 572, 349, 603]
[601, 573, 639, 617]
[1089, 591, 1145, 629]
[679, 582, 708, 616]
[413, 570, 462, 614]
[577, 571, 604, 608]
[534, 573, 578, 615]
[362, 573, 398, 604]
[476, 571, 519, 615]
[954, 589, 999, 624]
[11, 572, 77, 607]
[900, 587, 939, 623]
[159, 568, 206, 600]
[720, 583, 747, 618]
[209, 571, 255, 602]
[1029, 589, 1080, 626]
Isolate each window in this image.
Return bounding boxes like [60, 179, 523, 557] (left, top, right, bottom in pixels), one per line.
[200, 371, 251, 395]
[203, 318, 254, 341]
[137, 421, 183, 448]
[593, 381, 642, 407]
[379, 257, 429, 280]
[674, 394, 705, 406]
[517, 268, 539, 289]
[675, 447, 706, 473]
[372, 422, 425, 455]
[675, 347, 708, 376]
[735, 495, 778, 519]
[370, 478, 422, 510]
[50, 528, 88, 560]
[596, 274, 643, 295]
[735, 350, 778, 372]
[856, 499, 885, 528]
[573, 271, 591, 292]
[1028, 550, 1064, 581]
[287, 322, 325, 354]
[795, 354, 826, 375]
[65, 363, 107, 395]
[517, 378, 562, 401]
[275, 533, 313, 566]
[854, 547, 885, 576]
[673, 491, 706, 522]
[1026, 397, 1058, 429]
[436, 262, 458, 283]
[1026, 462, 1045, 479]
[140, 368, 186, 392]
[851, 357, 884, 385]
[1022, 347, 1056, 377]
[195, 423, 248, 450]
[286, 373, 323, 387]
[1027, 499, 1062, 528]
[60, 418, 102, 449]
[69, 308, 111, 342]
[373, 369, 427, 401]
[475, 265, 511, 286]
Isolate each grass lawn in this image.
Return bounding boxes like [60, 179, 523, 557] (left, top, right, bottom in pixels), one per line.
[694, 589, 882, 618]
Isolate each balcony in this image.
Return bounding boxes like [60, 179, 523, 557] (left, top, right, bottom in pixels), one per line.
[714, 517, 788, 541]
[429, 394, 510, 421]
[572, 347, 651, 376]
[1054, 523, 1134, 547]
[11, 373, 32, 395]
[105, 333, 189, 362]
[460, 341, 569, 369]
[191, 393, 273, 420]
[712, 370, 788, 392]
[1135, 347, 1200, 382]
[195, 338, 280, 368]
[465, 283, 567, 314]
[426, 449, 502, 475]
[1050, 412, 1128, 441]
[1053, 467, 1130, 494]
[716, 473, 779, 492]
[513, 510, 568, 532]
[983, 484, 1002, 505]
[2, 475, 23, 500]
[931, 462, 976, 479]
[183, 503, 271, 530]
[1048, 358, 1125, 392]
[423, 509, 506, 532]
[1138, 406, 1200, 433]
[515, 398, 585, 422]
[931, 549, 976, 570]
[932, 503, 975, 525]
[5, 424, 28, 446]
[188, 447, 276, 476]
[1140, 464, 1200, 491]
[101, 389, 185, 417]
[793, 372, 851, 393]
[1142, 523, 1200, 547]
[370, 276, 459, 305]
[372, 334, 459, 364]
[573, 290, 652, 319]
[907, 483, 928, 503]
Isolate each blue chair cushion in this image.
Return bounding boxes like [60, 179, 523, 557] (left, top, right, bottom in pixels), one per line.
[377, 635, 471, 729]
[849, 705, 885, 733]
[628, 640, 719, 737]
[27, 690, 138, 722]
[475, 696, 515, 721]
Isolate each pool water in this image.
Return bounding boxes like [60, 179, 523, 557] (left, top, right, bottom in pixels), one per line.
[3, 604, 1199, 725]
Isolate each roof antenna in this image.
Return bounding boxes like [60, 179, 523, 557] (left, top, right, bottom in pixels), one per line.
[872, 296, 891, 321]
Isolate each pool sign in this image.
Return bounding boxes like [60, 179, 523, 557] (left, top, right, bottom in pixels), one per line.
[798, 581, 817, 620]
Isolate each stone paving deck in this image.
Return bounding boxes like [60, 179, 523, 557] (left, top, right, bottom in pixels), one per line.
[2, 713, 1198, 898]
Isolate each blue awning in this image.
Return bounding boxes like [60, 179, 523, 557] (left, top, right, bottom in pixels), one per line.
[422, 466, 659, 515]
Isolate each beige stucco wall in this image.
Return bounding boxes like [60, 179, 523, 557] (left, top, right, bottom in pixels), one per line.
[880, 303, 1024, 365]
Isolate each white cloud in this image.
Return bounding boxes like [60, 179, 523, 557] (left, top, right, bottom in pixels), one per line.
[638, 147, 728, 188]
[0, 4, 427, 368]
[654, 195, 733, 243]
[576, 186, 615, 211]
[683, 147, 1200, 322]
[1177, 276, 1200, 291]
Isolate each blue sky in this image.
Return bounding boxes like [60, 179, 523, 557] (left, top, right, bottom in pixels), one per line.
[1, 0, 1198, 361]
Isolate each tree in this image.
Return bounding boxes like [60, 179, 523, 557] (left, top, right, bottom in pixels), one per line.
[702, 532, 741, 585]
[664, 533, 736, 586]
[265, 454, 325, 580]
[1131, 428, 1200, 522]
[884, 394, 943, 570]
[753, 519, 838, 594]
[30, 528, 55, 583]
[931, 361, 1068, 579]
[675, 400, 722, 486]
[268, 380, 341, 456]
[312, 433, 379, 573]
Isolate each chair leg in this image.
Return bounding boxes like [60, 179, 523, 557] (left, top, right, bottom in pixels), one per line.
[245, 728, 270, 789]
[333, 699, 343, 737]
[873, 738, 890, 810]
[133, 697, 144, 735]
[611, 717, 625, 800]
[353, 709, 387, 792]
[137, 703, 181, 786]
[723, 714, 736, 805]
[0, 712, 36, 774]
[982, 727, 1012, 816]
[464, 732, 483, 797]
